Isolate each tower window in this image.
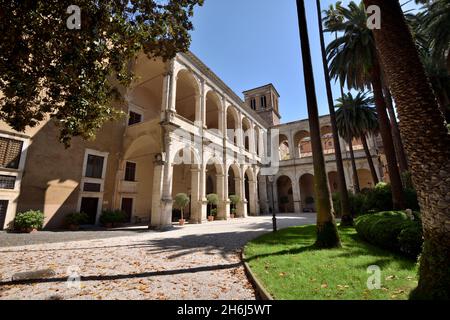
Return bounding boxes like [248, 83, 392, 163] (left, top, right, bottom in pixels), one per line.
[260, 96, 267, 108]
[250, 98, 256, 110]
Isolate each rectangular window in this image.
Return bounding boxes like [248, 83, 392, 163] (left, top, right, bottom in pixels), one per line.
[0, 137, 23, 169]
[128, 111, 142, 126]
[250, 99, 256, 110]
[260, 96, 267, 108]
[0, 175, 15, 189]
[85, 154, 105, 179]
[124, 162, 136, 182]
[83, 182, 101, 192]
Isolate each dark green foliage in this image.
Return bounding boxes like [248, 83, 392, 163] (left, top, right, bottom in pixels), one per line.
[99, 209, 126, 226]
[333, 182, 419, 216]
[14, 210, 44, 230]
[65, 212, 89, 225]
[355, 211, 423, 259]
[0, 0, 204, 146]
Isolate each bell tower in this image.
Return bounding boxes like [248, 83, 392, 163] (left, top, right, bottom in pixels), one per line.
[243, 84, 281, 126]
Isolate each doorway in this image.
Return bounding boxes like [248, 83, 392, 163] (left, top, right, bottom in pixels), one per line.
[121, 198, 133, 223]
[80, 197, 99, 225]
[0, 200, 8, 230]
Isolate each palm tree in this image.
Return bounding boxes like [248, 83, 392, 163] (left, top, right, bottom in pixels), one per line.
[419, 0, 450, 71]
[325, 1, 406, 209]
[296, 0, 340, 248]
[362, 0, 450, 300]
[316, 0, 352, 226]
[335, 92, 380, 190]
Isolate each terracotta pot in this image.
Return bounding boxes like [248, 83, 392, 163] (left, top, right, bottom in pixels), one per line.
[105, 222, 113, 228]
[179, 219, 185, 226]
[207, 216, 214, 222]
[21, 227, 37, 233]
[230, 214, 235, 219]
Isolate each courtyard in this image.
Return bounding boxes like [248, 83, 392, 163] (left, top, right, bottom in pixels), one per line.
[0, 214, 315, 300]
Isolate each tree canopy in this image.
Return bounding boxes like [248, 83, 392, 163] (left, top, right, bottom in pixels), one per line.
[0, 0, 204, 146]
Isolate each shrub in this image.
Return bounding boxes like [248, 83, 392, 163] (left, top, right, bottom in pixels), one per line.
[65, 212, 89, 226]
[99, 209, 126, 226]
[362, 182, 393, 213]
[332, 191, 366, 216]
[355, 211, 423, 259]
[210, 208, 218, 217]
[14, 210, 44, 230]
[229, 195, 240, 207]
[206, 193, 219, 206]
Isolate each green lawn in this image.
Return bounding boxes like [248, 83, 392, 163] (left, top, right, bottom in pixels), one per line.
[243, 225, 418, 300]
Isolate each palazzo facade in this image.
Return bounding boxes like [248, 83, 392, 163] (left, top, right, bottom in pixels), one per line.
[0, 52, 386, 230]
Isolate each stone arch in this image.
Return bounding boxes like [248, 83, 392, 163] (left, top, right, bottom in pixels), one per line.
[300, 173, 315, 212]
[175, 69, 200, 123]
[242, 117, 252, 152]
[321, 125, 335, 155]
[226, 105, 239, 145]
[328, 171, 339, 194]
[294, 130, 311, 158]
[279, 134, 290, 160]
[357, 168, 374, 191]
[171, 144, 202, 166]
[205, 90, 221, 131]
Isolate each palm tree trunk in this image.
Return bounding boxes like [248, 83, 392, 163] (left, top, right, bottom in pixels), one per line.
[348, 139, 360, 193]
[296, 0, 340, 248]
[383, 85, 409, 173]
[363, 0, 450, 300]
[361, 134, 379, 185]
[316, 0, 352, 226]
[371, 58, 406, 209]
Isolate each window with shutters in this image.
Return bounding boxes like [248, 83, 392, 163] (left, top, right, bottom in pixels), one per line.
[0, 137, 23, 169]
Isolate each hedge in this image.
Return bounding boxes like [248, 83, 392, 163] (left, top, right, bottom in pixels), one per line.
[355, 211, 423, 259]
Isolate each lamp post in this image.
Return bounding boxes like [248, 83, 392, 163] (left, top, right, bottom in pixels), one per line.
[267, 176, 277, 232]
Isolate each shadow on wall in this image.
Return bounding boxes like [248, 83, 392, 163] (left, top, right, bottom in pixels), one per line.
[16, 118, 125, 229]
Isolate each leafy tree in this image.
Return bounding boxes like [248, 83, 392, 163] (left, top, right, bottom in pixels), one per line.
[362, 0, 450, 300]
[325, 1, 406, 209]
[335, 92, 380, 189]
[174, 193, 190, 221]
[0, 0, 204, 146]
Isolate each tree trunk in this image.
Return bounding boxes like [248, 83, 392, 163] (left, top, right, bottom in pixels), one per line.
[361, 134, 379, 185]
[348, 139, 360, 194]
[296, 0, 340, 248]
[383, 85, 409, 173]
[316, 0, 352, 226]
[371, 59, 406, 209]
[364, 0, 450, 300]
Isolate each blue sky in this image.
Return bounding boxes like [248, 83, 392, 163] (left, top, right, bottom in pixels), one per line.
[189, 0, 420, 123]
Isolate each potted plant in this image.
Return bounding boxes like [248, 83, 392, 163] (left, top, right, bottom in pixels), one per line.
[229, 195, 240, 219]
[65, 212, 89, 231]
[305, 196, 315, 212]
[14, 210, 44, 233]
[174, 193, 190, 226]
[206, 193, 219, 222]
[100, 209, 126, 228]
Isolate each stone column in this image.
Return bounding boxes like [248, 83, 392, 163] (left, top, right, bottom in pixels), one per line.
[288, 130, 296, 159]
[248, 179, 258, 216]
[235, 176, 246, 217]
[216, 173, 227, 220]
[190, 167, 202, 224]
[198, 164, 208, 222]
[258, 176, 269, 215]
[159, 157, 174, 229]
[199, 80, 206, 127]
[292, 179, 302, 213]
[150, 157, 164, 228]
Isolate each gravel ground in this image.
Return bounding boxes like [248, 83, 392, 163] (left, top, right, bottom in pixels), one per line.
[0, 214, 316, 300]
